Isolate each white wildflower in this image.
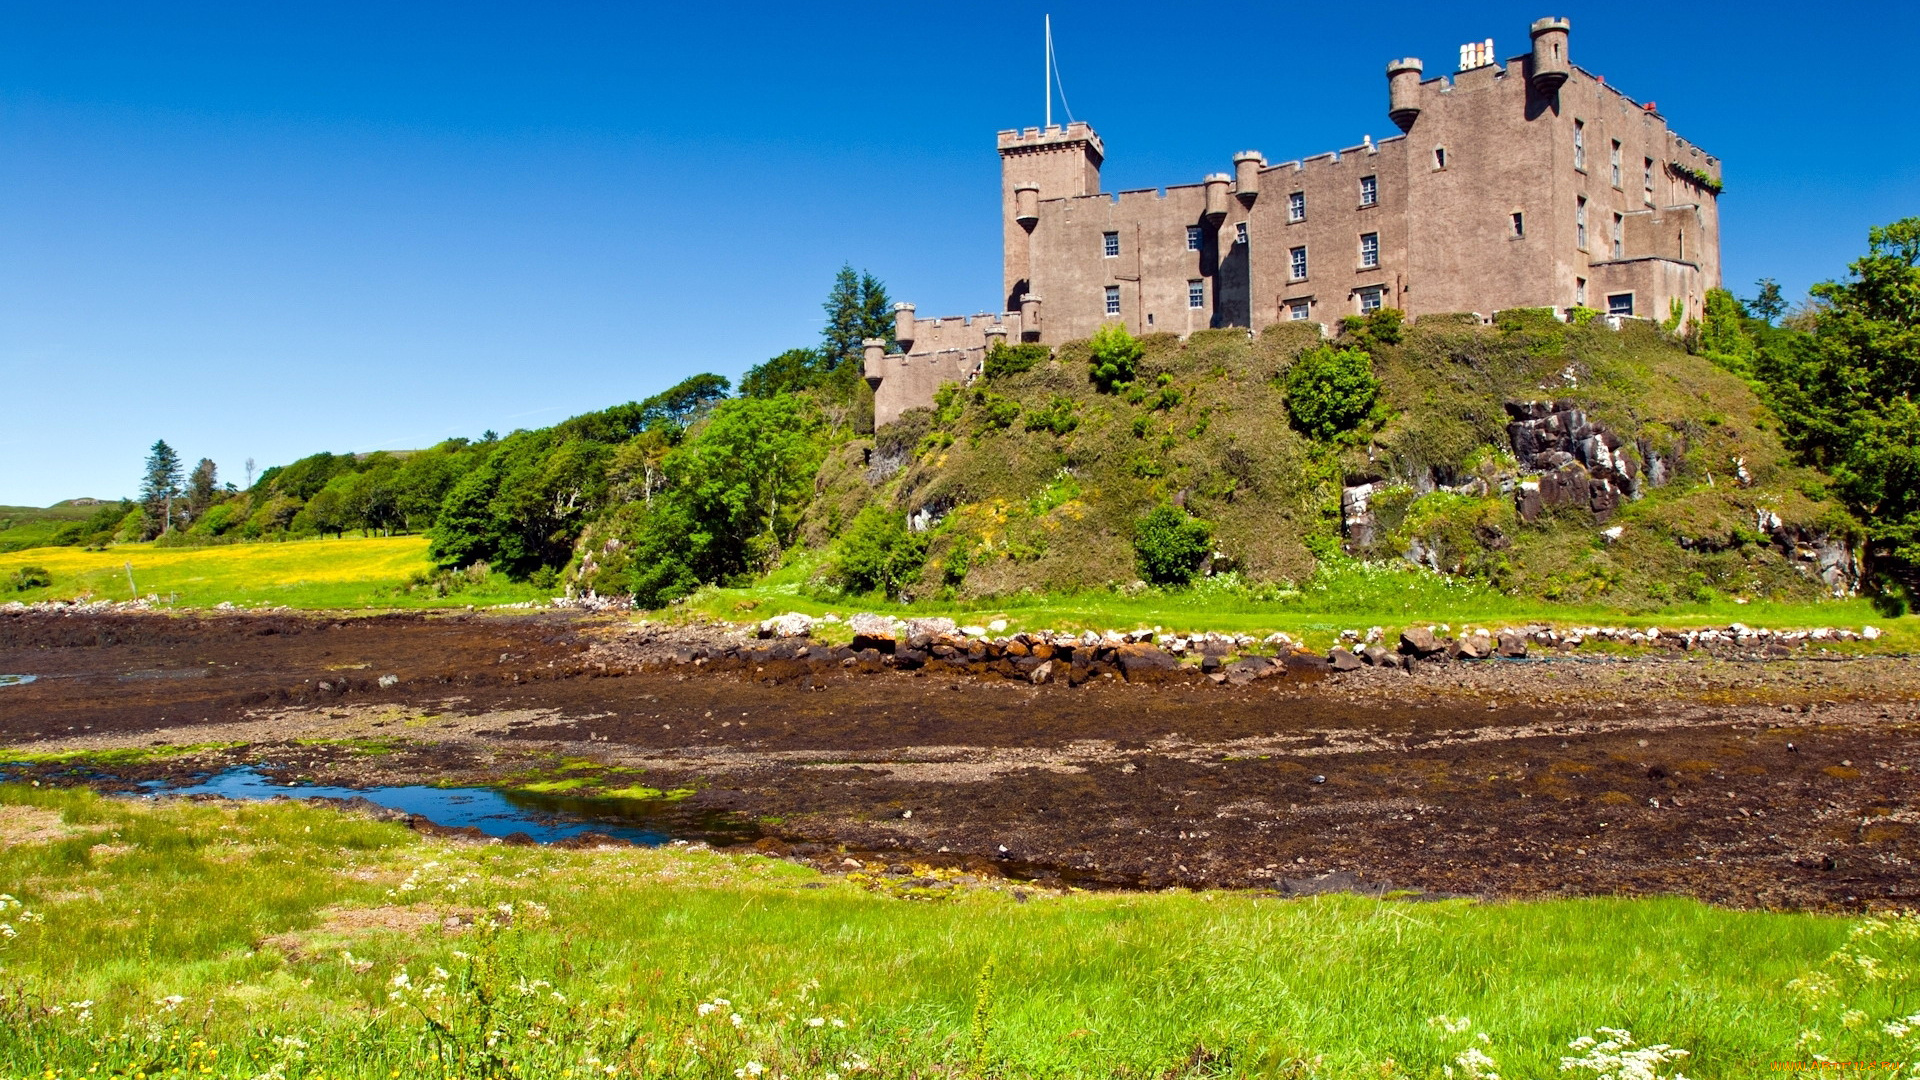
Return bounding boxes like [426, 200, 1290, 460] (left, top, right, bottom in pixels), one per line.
[1560, 1028, 1690, 1080]
[1842, 1009, 1868, 1029]
[1429, 1015, 1473, 1036]
[807, 1017, 825, 1028]
[831, 1017, 847, 1029]
[1884, 1019, 1912, 1039]
[734, 1064, 764, 1079]
[1453, 1044, 1500, 1079]
[155, 994, 186, 1011]
[730, 1012, 744, 1028]
[391, 972, 411, 988]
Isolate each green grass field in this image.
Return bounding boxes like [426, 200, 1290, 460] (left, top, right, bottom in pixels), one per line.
[0, 534, 1910, 650]
[0, 784, 1908, 1078]
[682, 552, 1915, 650]
[0, 536, 545, 610]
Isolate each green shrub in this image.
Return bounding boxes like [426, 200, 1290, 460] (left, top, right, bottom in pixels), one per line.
[1339, 307, 1404, 348]
[1282, 345, 1381, 441]
[984, 341, 1049, 380]
[1088, 323, 1142, 392]
[7, 565, 51, 591]
[1133, 505, 1212, 585]
[973, 391, 1021, 431]
[834, 504, 928, 596]
[1023, 396, 1079, 436]
[1697, 287, 1757, 374]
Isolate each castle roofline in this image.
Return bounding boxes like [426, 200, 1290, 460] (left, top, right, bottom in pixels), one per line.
[997, 122, 1105, 158]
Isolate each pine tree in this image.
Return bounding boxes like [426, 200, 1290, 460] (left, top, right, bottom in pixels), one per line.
[140, 440, 185, 536]
[186, 458, 219, 520]
[820, 265, 894, 370]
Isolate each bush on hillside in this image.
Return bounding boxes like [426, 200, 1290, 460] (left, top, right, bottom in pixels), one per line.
[1697, 287, 1758, 374]
[1088, 323, 1143, 392]
[984, 342, 1049, 381]
[6, 565, 50, 592]
[1283, 345, 1381, 441]
[832, 504, 928, 596]
[1134, 505, 1213, 586]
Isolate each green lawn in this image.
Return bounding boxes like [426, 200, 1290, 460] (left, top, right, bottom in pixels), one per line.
[0, 535, 545, 610]
[0, 784, 1904, 1078]
[0, 535, 1910, 650]
[683, 553, 1914, 650]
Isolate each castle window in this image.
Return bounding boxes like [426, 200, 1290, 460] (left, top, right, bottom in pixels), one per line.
[1105, 285, 1121, 315]
[1235, 221, 1249, 245]
[1288, 191, 1305, 222]
[1359, 175, 1378, 207]
[1289, 246, 1308, 281]
[1359, 232, 1380, 269]
[1288, 299, 1312, 321]
[1433, 147, 1447, 169]
[1644, 157, 1655, 195]
[1607, 292, 1634, 317]
[1510, 212, 1524, 239]
[1358, 287, 1385, 315]
[1576, 197, 1588, 250]
[1186, 225, 1203, 251]
[1573, 120, 1585, 170]
[1103, 231, 1120, 258]
[1610, 140, 1622, 187]
[1612, 213, 1624, 259]
[1576, 277, 1588, 305]
[1188, 280, 1205, 309]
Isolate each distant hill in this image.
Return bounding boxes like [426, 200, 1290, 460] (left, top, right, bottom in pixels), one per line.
[0, 501, 115, 554]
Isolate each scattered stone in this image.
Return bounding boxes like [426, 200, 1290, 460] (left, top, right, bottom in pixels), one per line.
[1113, 643, 1181, 683]
[758, 612, 814, 638]
[1399, 626, 1444, 657]
[1028, 660, 1054, 685]
[1328, 648, 1364, 672]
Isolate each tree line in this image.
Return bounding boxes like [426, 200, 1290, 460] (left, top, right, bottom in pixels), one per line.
[50, 267, 893, 603]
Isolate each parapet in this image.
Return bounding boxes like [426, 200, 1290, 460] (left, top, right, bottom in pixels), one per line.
[997, 122, 1106, 161]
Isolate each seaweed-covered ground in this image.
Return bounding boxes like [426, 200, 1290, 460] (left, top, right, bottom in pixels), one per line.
[3, 609, 1917, 911]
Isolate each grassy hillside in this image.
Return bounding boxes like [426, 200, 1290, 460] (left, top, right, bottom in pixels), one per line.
[805, 316, 1854, 611]
[2, 783, 1912, 1077]
[0, 502, 105, 555]
[0, 535, 544, 609]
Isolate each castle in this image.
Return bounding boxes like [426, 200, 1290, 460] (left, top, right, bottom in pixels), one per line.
[864, 16, 1723, 427]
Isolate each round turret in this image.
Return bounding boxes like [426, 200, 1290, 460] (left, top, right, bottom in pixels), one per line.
[1203, 173, 1232, 219]
[1529, 17, 1570, 95]
[861, 338, 888, 387]
[1019, 293, 1042, 337]
[1386, 58, 1424, 133]
[893, 303, 916, 351]
[1014, 184, 1040, 229]
[1232, 152, 1263, 202]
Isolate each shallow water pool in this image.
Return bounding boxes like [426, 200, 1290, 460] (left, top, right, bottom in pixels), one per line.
[144, 766, 697, 846]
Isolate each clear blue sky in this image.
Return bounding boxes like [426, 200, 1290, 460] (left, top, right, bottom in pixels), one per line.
[2, 1, 1913, 506]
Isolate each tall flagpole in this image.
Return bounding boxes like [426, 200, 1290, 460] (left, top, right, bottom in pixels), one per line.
[1044, 14, 1052, 129]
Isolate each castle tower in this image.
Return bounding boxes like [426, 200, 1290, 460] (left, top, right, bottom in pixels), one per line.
[1529, 17, 1571, 96]
[1386, 58, 1424, 132]
[997, 122, 1104, 313]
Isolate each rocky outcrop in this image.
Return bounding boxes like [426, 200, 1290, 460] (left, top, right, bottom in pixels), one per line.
[1506, 400, 1645, 523]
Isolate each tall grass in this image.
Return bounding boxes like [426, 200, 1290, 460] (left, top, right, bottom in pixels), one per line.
[0, 784, 1908, 1077]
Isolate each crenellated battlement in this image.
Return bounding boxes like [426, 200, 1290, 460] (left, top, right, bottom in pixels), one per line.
[996, 122, 1105, 158]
